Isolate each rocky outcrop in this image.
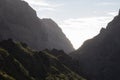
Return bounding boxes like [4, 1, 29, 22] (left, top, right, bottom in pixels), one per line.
[0, 0, 74, 53]
[71, 11, 120, 80]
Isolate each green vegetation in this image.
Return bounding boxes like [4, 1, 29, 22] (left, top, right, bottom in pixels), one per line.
[0, 39, 86, 80]
[0, 71, 15, 80]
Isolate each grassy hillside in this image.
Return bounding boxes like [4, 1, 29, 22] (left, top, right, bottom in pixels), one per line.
[0, 39, 85, 80]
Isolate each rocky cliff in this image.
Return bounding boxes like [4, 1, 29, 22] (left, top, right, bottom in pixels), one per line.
[71, 10, 120, 80]
[0, 0, 74, 53]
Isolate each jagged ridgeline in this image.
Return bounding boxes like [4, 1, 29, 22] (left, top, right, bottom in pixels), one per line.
[0, 39, 86, 80]
[71, 10, 120, 80]
[0, 0, 74, 53]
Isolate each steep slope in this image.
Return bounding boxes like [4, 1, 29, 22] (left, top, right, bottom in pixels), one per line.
[0, 0, 74, 53]
[0, 39, 85, 80]
[71, 11, 120, 80]
[48, 49, 82, 75]
[41, 18, 74, 53]
[0, 48, 34, 80]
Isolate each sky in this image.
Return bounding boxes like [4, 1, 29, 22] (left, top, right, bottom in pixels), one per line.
[24, 0, 120, 49]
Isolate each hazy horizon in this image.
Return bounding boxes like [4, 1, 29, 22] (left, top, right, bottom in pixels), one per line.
[24, 0, 119, 49]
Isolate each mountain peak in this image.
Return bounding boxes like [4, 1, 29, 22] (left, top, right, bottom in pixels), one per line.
[0, 0, 74, 53]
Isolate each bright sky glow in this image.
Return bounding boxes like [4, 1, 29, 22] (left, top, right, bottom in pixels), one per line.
[24, 0, 119, 49]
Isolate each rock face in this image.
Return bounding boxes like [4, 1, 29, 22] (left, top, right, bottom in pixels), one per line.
[71, 11, 120, 80]
[0, 0, 74, 53]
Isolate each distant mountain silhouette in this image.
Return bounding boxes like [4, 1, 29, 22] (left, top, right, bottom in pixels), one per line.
[0, 0, 74, 53]
[71, 11, 120, 80]
[0, 39, 85, 80]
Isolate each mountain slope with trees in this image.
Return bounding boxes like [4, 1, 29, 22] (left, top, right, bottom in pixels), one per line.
[0, 39, 85, 80]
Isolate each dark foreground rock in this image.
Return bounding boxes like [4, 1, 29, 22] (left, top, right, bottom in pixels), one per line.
[0, 39, 85, 80]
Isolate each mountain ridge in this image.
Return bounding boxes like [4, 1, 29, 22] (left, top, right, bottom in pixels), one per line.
[70, 10, 120, 80]
[0, 0, 74, 53]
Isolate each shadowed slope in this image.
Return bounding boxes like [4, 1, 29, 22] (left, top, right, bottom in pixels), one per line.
[0, 0, 74, 53]
[71, 11, 120, 80]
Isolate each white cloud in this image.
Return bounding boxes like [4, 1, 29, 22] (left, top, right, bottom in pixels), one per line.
[24, 0, 118, 49]
[24, 0, 63, 11]
[107, 11, 118, 16]
[98, 2, 118, 6]
[59, 16, 115, 49]
[25, 0, 49, 6]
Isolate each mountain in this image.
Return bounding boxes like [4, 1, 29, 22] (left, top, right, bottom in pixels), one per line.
[0, 0, 74, 53]
[0, 39, 85, 80]
[70, 11, 120, 80]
